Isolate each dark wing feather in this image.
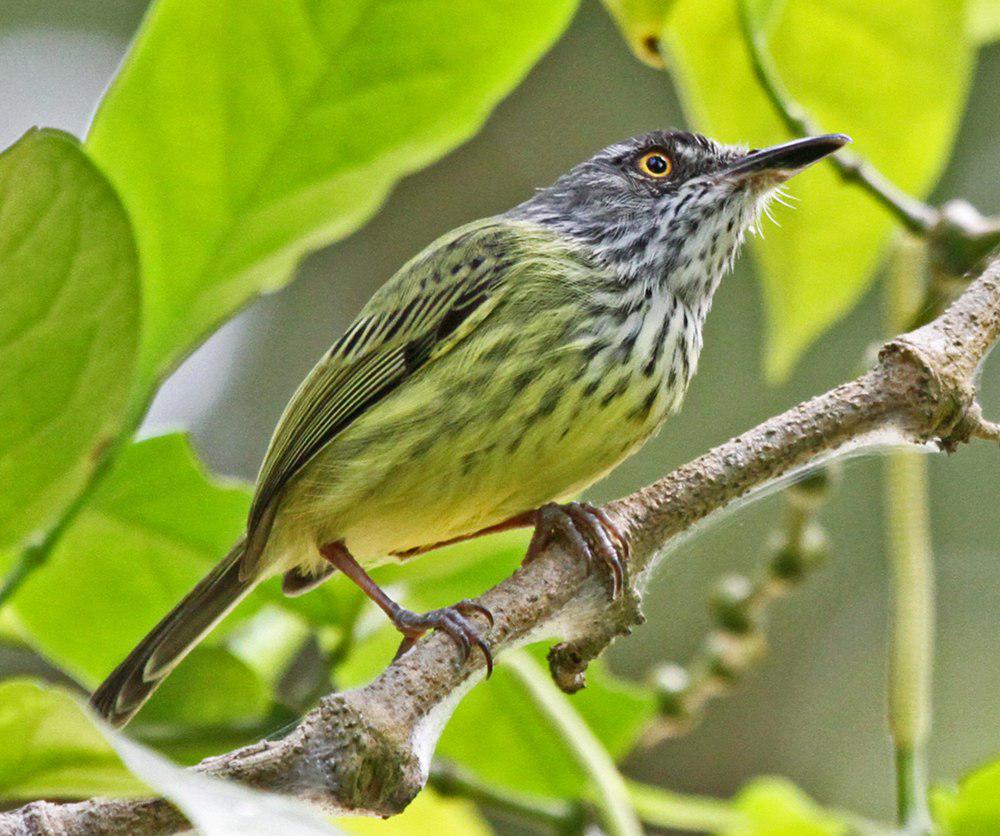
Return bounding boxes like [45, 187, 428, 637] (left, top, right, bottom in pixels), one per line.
[246, 220, 519, 537]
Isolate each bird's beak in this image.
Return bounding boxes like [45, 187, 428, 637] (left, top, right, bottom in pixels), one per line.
[723, 133, 851, 182]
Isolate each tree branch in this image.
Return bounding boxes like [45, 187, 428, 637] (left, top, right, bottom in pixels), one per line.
[4, 254, 998, 836]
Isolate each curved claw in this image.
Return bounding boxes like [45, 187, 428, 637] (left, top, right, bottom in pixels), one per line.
[528, 501, 628, 600]
[471, 633, 494, 677]
[456, 599, 495, 628]
[391, 603, 494, 676]
[442, 612, 473, 660]
[588, 504, 630, 561]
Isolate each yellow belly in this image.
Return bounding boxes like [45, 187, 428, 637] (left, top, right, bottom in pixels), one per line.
[268, 317, 685, 572]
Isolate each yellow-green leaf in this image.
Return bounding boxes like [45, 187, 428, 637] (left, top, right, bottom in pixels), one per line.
[0, 129, 139, 549]
[86, 0, 580, 392]
[336, 788, 491, 835]
[600, 0, 678, 66]
[664, 0, 973, 378]
[969, 0, 1000, 42]
[729, 777, 847, 835]
[0, 679, 147, 801]
[933, 757, 1000, 834]
[12, 434, 250, 687]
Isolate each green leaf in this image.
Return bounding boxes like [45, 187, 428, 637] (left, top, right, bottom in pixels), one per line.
[12, 433, 251, 686]
[728, 777, 847, 835]
[600, 0, 678, 67]
[86, 0, 579, 389]
[664, 0, 973, 378]
[969, 0, 1000, 42]
[0, 681, 337, 830]
[226, 605, 313, 689]
[0, 678, 147, 801]
[0, 129, 139, 550]
[933, 757, 1000, 835]
[336, 788, 491, 835]
[435, 646, 655, 798]
[137, 645, 270, 729]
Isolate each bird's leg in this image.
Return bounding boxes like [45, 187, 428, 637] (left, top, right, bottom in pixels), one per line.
[319, 541, 494, 675]
[391, 510, 537, 559]
[524, 502, 629, 599]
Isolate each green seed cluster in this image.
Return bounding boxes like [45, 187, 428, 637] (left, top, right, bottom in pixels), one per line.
[642, 466, 838, 742]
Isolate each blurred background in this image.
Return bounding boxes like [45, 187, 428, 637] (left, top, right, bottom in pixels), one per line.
[2, 0, 999, 824]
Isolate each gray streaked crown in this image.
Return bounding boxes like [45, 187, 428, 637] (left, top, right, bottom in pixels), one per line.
[508, 130, 768, 315]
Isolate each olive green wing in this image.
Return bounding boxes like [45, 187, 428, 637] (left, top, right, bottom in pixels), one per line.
[245, 219, 534, 541]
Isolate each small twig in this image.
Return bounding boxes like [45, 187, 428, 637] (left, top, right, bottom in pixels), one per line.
[505, 651, 642, 836]
[962, 402, 1000, 445]
[972, 419, 1000, 444]
[735, 0, 937, 235]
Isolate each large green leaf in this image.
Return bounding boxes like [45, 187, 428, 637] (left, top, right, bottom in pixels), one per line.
[0, 129, 139, 550]
[0, 677, 338, 830]
[933, 757, 1000, 835]
[137, 645, 270, 729]
[729, 778, 846, 835]
[86, 0, 579, 389]
[969, 0, 1000, 42]
[337, 788, 491, 835]
[664, 0, 973, 378]
[0, 678, 147, 801]
[436, 647, 654, 798]
[12, 433, 251, 686]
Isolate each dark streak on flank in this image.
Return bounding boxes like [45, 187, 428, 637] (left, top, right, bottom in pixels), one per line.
[627, 386, 660, 422]
[600, 374, 630, 408]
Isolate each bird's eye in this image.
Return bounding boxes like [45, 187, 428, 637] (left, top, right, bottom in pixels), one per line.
[637, 150, 672, 178]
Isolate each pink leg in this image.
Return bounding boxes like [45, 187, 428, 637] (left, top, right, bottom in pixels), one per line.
[320, 541, 495, 674]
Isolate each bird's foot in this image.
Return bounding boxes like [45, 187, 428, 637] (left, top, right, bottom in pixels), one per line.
[526, 502, 629, 598]
[391, 599, 494, 676]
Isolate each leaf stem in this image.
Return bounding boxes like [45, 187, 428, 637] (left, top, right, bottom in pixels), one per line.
[884, 237, 935, 834]
[504, 650, 642, 836]
[626, 779, 746, 832]
[430, 760, 584, 833]
[0, 383, 160, 608]
[735, 0, 937, 235]
[0, 430, 129, 607]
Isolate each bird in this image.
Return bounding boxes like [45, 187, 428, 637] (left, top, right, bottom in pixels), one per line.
[92, 129, 849, 727]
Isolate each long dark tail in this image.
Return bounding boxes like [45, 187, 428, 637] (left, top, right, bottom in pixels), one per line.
[91, 539, 256, 728]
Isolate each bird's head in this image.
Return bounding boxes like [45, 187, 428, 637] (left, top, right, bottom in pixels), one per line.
[512, 129, 849, 309]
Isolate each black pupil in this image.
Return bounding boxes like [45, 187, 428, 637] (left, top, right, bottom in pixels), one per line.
[645, 154, 667, 174]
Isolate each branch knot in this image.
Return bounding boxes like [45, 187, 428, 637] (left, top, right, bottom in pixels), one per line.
[878, 336, 976, 449]
[548, 587, 644, 694]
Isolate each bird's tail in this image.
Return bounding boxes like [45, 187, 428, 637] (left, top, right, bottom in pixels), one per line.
[91, 539, 256, 728]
